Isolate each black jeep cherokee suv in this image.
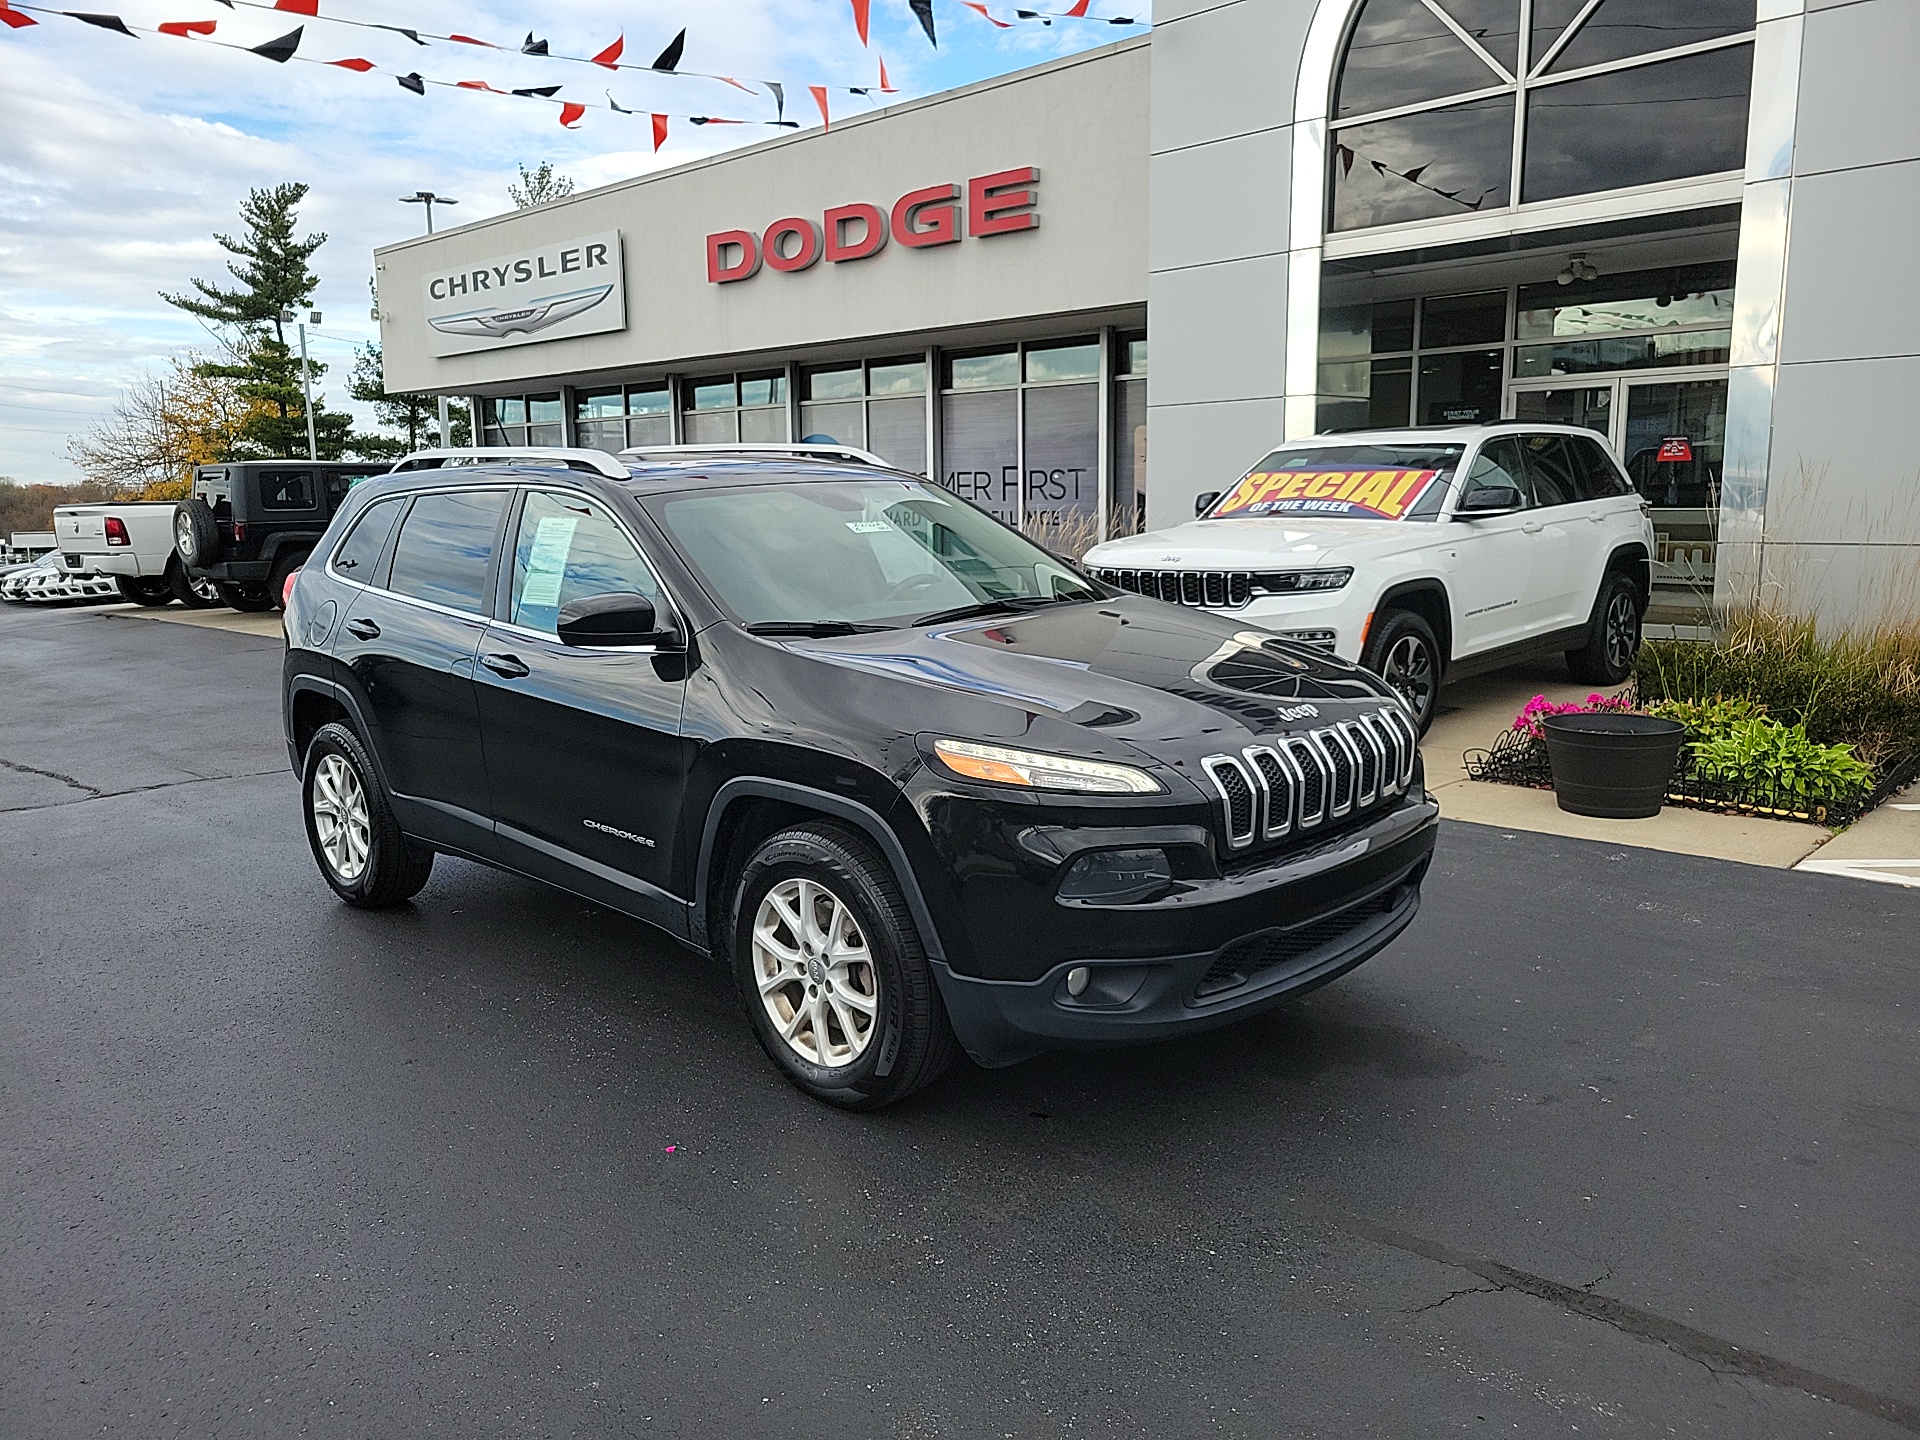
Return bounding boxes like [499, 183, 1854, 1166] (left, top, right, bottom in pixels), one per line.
[281, 456, 1438, 1108]
[176, 461, 388, 610]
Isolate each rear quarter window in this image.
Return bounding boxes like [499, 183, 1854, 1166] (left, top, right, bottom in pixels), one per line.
[330, 497, 405, 579]
[259, 470, 317, 510]
[1570, 437, 1634, 499]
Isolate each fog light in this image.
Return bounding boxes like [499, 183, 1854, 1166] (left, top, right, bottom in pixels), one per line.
[1057, 847, 1173, 905]
[1066, 966, 1090, 997]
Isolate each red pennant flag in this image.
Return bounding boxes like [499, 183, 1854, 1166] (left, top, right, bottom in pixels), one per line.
[590, 35, 622, 68]
[157, 18, 215, 35]
[715, 76, 754, 93]
[274, 0, 317, 13]
[849, 0, 869, 45]
[456, 79, 504, 92]
[879, 54, 894, 91]
[328, 56, 373, 70]
[809, 84, 830, 131]
[559, 101, 586, 128]
[448, 33, 496, 46]
[0, 3, 37, 26]
[961, 2, 1012, 24]
[1064, 0, 1089, 13]
[651, 113, 668, 151]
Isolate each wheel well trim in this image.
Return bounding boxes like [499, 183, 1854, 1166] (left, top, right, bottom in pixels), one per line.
[285, 675, 391, 794]
[692, 778, 946, 965]
[1373, 579, 1453, 663]
[1604, 543, 1653, 600]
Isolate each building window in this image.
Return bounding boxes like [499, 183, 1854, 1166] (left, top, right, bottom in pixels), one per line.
[1112, 333, 1147, 536]
[799, 356, 928, 474]
[574, 382, 671, 454]
[683, 370, 789, 444]
[1329, 0, 1755, 232]
[482, 393, 564, 446]
[939, 338, 1101, 546]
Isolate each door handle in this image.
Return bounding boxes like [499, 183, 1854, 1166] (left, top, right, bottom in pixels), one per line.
[344, 618, 380, 640]
[1522, 520, 1544, 534]
[482, 652, 531, 679]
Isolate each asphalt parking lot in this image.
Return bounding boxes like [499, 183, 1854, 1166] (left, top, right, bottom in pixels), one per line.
[2, 600, 1915, 1438]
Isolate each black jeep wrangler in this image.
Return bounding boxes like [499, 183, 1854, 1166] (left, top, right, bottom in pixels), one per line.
[174, 462, 389, 610]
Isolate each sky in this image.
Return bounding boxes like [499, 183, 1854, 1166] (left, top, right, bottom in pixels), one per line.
[0, 0, 1142, 483]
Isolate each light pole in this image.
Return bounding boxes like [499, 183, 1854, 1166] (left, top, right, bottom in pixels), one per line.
[281, 307, 321, 461]
[399, 191, 460, 445]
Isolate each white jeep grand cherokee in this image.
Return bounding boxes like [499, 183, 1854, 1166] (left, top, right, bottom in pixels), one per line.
[1083, 424, 1655, 731]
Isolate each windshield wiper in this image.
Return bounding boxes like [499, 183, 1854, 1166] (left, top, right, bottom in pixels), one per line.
[743, 620, 893, 637]
[912, 595, 1089, 626]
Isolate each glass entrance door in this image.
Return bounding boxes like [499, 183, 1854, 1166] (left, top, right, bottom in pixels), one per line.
[1621, 377, 1727, 627]
[1510, 382, 1613, 437]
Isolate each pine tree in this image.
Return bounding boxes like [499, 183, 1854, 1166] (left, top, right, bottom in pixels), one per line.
[348, 343, 470, 459]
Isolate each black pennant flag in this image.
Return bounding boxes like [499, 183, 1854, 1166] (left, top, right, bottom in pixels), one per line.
[250, 25, 301, 62]
[521, 31, 548, 54]
[65, 13, 136, 35]
[396, 71, 424, 94]
[766, 80, 784, 123]
[378, 24, 424, 44]
[512, 85, 561, 97]
[651, 27, 685, 71]
[908, 0, 936, 45]
[607, 90, 632, 114]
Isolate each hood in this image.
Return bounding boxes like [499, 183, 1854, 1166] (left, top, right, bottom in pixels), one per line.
[782, 598, 1399, 766]
[1085, 516, 1429, 570]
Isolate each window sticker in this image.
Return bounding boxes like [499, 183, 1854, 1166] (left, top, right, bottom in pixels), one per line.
[521, 514, 578, 607]
[1209, 468, 1440, 521]
[846, 519, 893, 533]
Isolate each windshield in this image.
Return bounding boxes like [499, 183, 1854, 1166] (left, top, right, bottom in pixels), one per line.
[1205, 443, 1465, 523]
[648, 478, 1099, 628]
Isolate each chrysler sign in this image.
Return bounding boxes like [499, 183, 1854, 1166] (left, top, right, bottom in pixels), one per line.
[422, 230, 626, 355]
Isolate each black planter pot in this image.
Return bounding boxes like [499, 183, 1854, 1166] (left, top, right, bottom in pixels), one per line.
[1539, 712, 1686, 819]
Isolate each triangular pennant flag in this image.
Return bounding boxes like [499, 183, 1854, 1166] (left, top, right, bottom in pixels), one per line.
[0, 4, 39, 26]
[448, 33, 496, 46]
[850, 87, 871, 96]
[879, 54, 894, 91]
[1433, 188, 1460, 199]
[521, 31, 547, 55]
[251, 25, 301, 61]
[559, 102, 586, 128]
[691, 117, 743, 124]
[377, 25, 422, 43]
[512, 85, 561, 97]
[651, 27, 684, 71]
[809, 84, 830, 131]
[1370, 159, 1388, 175]
[274, 0, 316, 12]
[651, 113, 668, 151]
[909, 0, 935, 46]
[849, 0, 869, 45]
[1107, 15, 1134, 22]
[1065, 0, 1089, 14]
[961, 2, 1011, 27]
[396, 71, 424, 94]
[716, 76, 754, 94]
[590, 35, 622, 69]
[1337, 144, 1353, 176]
[767, 80, 784, 123]
[328, 56, 373, 70]
[1401, 164, 1427, 183]
[64, 13, 138, 36]
[607, 90, 632, 114]
[456, 79, 504, 92]
[157, 18, 215, 35]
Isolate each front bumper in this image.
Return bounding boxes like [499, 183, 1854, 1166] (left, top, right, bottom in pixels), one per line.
[929, 793, 1437, 1067]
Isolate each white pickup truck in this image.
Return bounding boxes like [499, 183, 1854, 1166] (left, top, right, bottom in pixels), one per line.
[52, 502, 217, 607]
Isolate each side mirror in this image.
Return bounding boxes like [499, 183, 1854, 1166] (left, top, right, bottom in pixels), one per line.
[556, 591, 675, 648]
[1457, 485, 1523, 516]
[1194, 491, 1221, 518]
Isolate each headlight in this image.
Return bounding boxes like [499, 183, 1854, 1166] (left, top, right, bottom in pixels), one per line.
[932, 738, 1163, 794]
[1250, 567, 1352, 593]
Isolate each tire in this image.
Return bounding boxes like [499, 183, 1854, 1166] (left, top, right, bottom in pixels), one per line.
[1361, 608, 1444, 735]
[268, 551, 308, 610]
[731, 822, 958, 1110]
[115, 575, 174, 607]
[216, 581, 275, 613]
[167, 558, 219, 609]
[302, 722, 434, 908]
[1566, 571, 1642, 685]
[173, 497, 219, 569]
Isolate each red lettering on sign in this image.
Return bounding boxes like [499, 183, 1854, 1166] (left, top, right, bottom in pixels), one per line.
[891, 184, 960, 248]
[968, 167, 1039, 237]
[763, 217, 822, 273]
[824, 202, 887, 263]
[707, 229, 761, 283]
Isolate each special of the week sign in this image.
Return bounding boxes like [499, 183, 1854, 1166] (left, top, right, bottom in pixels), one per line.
[1212, 468, 1440, 521]
[421, 230, 626, 356]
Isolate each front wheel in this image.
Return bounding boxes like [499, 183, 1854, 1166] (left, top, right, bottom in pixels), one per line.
[302, 722, 434, 907]
[1566, 572, 1642, 684]
[115, 575, 174, 607]
[1362, 609, 1444, 734]
[732, 822, 958, 1109]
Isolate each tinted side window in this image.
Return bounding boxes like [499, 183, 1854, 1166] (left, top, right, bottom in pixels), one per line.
[1522, 436, 1582, 507]
[259, 470, 316, 510]
[1569, 437, 1633, 499]
[1462, 438, 1529, 505]
[331, 497, 404, 577]
[508, 490, 662, 635]
[387, 490, 508, 613]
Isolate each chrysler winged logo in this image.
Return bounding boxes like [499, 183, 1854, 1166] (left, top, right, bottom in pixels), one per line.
[429, 284, 614, 339]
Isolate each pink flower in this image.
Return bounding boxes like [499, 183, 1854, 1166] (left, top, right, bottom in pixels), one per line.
[1511, 692, 1631, 740]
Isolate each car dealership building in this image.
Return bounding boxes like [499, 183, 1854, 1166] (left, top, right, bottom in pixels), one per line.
[376, 0, 1920, 630]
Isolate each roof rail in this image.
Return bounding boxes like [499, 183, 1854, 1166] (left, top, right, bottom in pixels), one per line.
[619, 442, 892, 469]
[389, 447, 632, 480]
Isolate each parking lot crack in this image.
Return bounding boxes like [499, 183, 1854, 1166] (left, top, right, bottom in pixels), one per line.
[1343, 1214, 1920, 1433]
[0, 756, 103, 797]
[1412, 1284, 1504, 1313]
[0, 767, 284, 815]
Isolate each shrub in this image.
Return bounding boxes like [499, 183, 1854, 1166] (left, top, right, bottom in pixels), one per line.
[1686, 717, 1874, 804]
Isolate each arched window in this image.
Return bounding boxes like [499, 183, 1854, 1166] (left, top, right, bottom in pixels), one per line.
[1329, 0, 1756, 232]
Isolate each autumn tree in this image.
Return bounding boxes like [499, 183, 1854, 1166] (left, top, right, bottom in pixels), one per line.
[66, 351, 267, 497]
[508, 161, 575, 209]
[347, 343, 470, 459]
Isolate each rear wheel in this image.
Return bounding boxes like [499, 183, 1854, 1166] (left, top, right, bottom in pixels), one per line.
[216, 581, 275, 613]
[1566, 571, 1642, 684]
[167, 558, 219, 609]
[115, 575, 174, 607]
[732, 822, 957, 1109]
[302, 721, 434, 907]
[1362, 609, 1443, 734]
[268, 551, 308, 610]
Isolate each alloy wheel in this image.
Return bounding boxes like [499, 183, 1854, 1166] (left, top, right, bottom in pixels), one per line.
[1605, 592, 1638, 674]
[311, 753, 371, 883]
[191, 577, 220, 604]
[751, 877, 880, 1069]
[1381, 634, 1436, 721]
